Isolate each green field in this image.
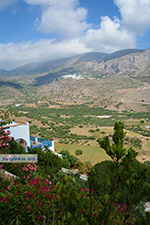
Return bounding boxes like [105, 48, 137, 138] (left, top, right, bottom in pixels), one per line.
[55, 143, 111, 165]
[0, 102, 150, 164]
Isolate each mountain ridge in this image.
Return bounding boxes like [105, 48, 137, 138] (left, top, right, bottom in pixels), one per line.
[0, 48, 150, 112]
[0, 48, 146, 78]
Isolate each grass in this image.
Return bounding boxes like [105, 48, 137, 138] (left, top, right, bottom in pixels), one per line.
[55, 143, 111, 165]
[124, 119, 141, 126]
[125, 130, 143, 137]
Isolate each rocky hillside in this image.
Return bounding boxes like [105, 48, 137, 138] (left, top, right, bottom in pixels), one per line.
[0, 48, 150, 112]
[0, 49, 149, 84]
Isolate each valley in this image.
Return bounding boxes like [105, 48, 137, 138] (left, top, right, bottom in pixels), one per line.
[0, 101, 150, 165]
[0, 49, 150, 165]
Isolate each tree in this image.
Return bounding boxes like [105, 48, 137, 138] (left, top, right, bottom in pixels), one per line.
[88, 121, 149, 224]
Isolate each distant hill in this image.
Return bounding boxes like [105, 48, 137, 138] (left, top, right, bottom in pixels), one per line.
[0, 81, 22, 89]
[10, 57, 76, 76]
[102, 49, 145, 62]
[0, 48, 150, 112]
[1, 48, 150, 87]
[0, 69, 10, 77]
[0, 49, 145, 77]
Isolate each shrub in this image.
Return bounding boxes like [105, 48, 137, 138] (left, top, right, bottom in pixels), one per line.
[75, 150, 83, 156]
[64, 139, 69, 144]
[0, 127, 11, 153]
[140, 120, 145, 123]
[59, 139, 64, 143]
[59, 150, 79, 168]
[89, 129, 95, 133]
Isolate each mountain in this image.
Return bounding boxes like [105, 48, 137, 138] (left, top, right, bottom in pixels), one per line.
[0, 48, 146, 77]
[0, 48, 150, 112]
[0, 69, 10, 77]
[0, 48, 150, 86]
[0, 81, 22, 89]
[32, 48, 150, 86]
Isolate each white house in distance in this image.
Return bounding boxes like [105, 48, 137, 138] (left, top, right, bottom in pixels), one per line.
[3, 121, 30, 151]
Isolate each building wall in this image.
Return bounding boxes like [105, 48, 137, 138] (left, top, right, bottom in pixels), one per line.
[4, 122, 30, 151]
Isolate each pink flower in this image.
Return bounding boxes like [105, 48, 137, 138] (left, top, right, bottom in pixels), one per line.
[26, 197, 29, 200]
[10, 181, 14, 185]
[7, 130, 10, 135]
[38, 216, 41, 219]
[0, 164, 4, 170]
[79, 209, 82, 213]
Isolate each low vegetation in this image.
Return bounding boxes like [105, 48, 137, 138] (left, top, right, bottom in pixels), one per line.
[0, 121, 150, 224]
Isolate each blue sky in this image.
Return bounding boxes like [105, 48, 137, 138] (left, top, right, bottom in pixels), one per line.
[0, 0, 150, 70]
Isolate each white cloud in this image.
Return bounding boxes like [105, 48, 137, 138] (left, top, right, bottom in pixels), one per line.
[24, 0, 78, 8]
[37, 7, 89, 38]
[1, 0, 149, 70]
[82, 16, 136, 53]
[0, 39, 91, 70]
[114, 0, 150, 32]
[0, 15, 137, 70]
[0, 0, 18, 10]
[24, 0, 89, 38]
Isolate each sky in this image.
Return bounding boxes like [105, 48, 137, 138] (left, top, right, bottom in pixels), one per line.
[0, 0, 150, 70]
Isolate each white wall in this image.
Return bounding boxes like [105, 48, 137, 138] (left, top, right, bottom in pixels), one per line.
[4, 122, 30, 151]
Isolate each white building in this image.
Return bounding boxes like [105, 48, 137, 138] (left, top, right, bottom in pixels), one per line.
[3, 121, 30, 151]
[2, 120, 55, 154]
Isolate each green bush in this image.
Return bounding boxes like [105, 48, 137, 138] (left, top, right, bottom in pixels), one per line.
[59, 150, 79, 168]
[75, 149, 83, 156]
[89, 129, 95, 133]
[64, 139, 69, 144]
[28, 147, 62, 178]
[59, 139, 64, 143]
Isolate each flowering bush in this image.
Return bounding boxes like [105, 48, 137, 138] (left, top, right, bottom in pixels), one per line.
[0, 175, 139, 225]
[20, 164, 37, 180]
[0, 127, 11, 152]
[0, 164, 3, 170]
[0, 127, 12, 180]
[0, 121, 149, 224]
